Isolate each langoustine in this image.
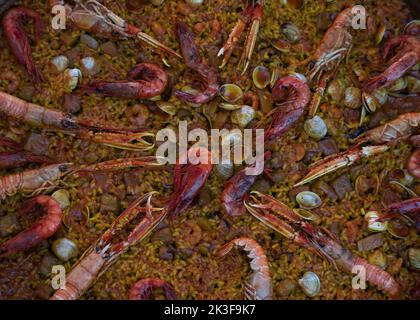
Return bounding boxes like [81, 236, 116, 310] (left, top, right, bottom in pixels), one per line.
[245, 192, 401, 298]
[295, 112, 420, 186]
[51, 147, 212, 300]
[0, 91, 154, 151]
[80, 63, 168, 100]
[364, 35, 420, 92]
[0, 157, 162, 200]
[129, 278, 177, 300]
[2, 6, 44, 84]
[217, 237, 273, 300]
[0, 195, 62, 258]
[53, 0, 181, 59]
[174, 21, 218, 105]
[304, 7, 354, 116]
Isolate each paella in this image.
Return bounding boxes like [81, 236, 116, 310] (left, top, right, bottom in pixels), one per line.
[0, 0, 419, 300]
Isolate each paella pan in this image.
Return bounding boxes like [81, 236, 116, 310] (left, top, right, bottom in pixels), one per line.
[0, 0, 419, 300]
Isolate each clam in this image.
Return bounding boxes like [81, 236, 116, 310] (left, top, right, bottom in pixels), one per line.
[51, 189, 71, 210]
[51, 55, 69, 72]
[408, 248, 420, 270]
[368, 250, 387, 269]
[298, 272, 320, 297]
[375, 23, 386, 44]
[387, 218, 410, 239]
[401, 169, 415, 186]
[149, 95, 162, 102]
[272, 39, 291, 53]
[327, 79, 345, 102]
[219, 103, 244, 111]
[406, 76, 420, 94]
[388, 77, 407, 92]
[296, 191, 322, 209]
[364, 211, 387, 232]
[282, 22, 300, 43]
[156, 101, 177, 115]
[253, 66, 270, 89]
[81, 56, 99, 76]
[404, 20, 420, 36]
[372, 88, 388, 105]
[289, 72, 307, 83]
[63, 68, 82, 91]
[52, 238, 78, 262]
[343, 87, 362, 109]
[270, 68, 281, 88]
[231, 105, 255, 128]
[304, 116, 328, 140]
[219, 84, 243, 103]
[362, 92, 380, 113]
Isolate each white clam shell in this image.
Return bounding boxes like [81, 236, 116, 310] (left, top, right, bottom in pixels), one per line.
[296, 191, 322, 209]
[298, 271, 320, 297]
[365, 211, 387, 232]
[51, 56, 69, 72]
[304, 116, 328, 140]
[231, 105, 255, 128]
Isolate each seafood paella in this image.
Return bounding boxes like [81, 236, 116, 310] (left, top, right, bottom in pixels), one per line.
[0, 0, 419, 300]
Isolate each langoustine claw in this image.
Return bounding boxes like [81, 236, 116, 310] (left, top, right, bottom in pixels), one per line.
[51, 192, 165, 300]
[0, 195, 62, 258]
[217, 237, 273, 300]
[218, 0, 265, 73]
[66, 0, 181, 59]
[80, 63, 168, 100]
[174, 21, 218, 105]
[245, 192, 401, 298]
[364, 35, 420, 92]
[2, 7, 44, 84]
[129, 278, 177, 300]
[0, 91, 155, 151]
[51, 148, 212, 300]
